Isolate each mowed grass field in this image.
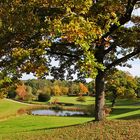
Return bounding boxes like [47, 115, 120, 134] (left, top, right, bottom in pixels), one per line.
[0, 97, 140, 140]
[27, 96, 95, 106]
[0, 99, 28, 119]
[50, 96, 95, 105]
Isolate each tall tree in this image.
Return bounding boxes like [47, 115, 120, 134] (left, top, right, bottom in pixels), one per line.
[106, 70, 137, 107]
[79, 83, 89, 94]
[1, 0, 140, 121]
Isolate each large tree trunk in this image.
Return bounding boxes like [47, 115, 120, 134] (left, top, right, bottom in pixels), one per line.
[94, 45, 105, 121]
[95, 69, 105, 121]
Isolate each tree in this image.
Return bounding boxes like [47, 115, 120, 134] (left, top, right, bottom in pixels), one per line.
[87, 80, 95, 95]
[135, 77, 140, 98]
[79, 83, 89, 95]
[69, 83, 80, 95]
[25, 85, 34, 101]
[25, 79, 38, 95]
[106, 70, 137, 107]
[1, 0, 140, 121]
[61, 86, 69, 95]
[51, 85, 61, 96]
[16, 83, 27, 100]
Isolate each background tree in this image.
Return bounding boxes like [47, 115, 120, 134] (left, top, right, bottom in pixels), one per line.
[135, 77, 140, 98]
[51, 85, 61, 96]
[79, 83, 89, 95]
[87, 80, 95, 96]
[69, 83, 80, 96]
[106, 70, 137, 107]
[25, 85, 34, 101]
[16, 83, 27, 100]
[43, 86, 51, 95]
[61, 86, 69, 95]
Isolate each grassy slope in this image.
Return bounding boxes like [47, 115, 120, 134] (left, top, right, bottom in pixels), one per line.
[0, 99, 28, 119]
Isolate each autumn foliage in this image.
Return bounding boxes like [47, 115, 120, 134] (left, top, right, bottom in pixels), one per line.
[79, 83, 89, 95]
[16, 83, 27, 100]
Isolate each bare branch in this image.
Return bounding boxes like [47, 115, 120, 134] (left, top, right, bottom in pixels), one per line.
[104, 44, 116, 55]
[46, 50, 80, 58]
[106, 47, 140, 70]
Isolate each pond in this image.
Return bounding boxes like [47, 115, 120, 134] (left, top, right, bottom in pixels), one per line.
[30, 109, 86, 116]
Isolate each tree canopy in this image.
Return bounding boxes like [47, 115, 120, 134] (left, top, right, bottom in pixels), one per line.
[106, 70, 137, 106]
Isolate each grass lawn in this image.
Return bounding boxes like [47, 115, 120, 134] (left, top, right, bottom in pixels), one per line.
[0, 115, 93, 134]
[0, 99, 28, 119]
[50, 96, 95, 105]
[25, 96, 95, 107]
[109, 99, 140, 119]
[0, 98, 140, 140]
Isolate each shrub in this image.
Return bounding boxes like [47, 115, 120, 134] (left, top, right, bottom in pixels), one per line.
[7, 91, 16, 99]
[76, 96, 86, 102]
[38, 93, 51, 102]
[0, 92, 4, 99]
[17, 108, 27, 115]
[50, 105, 63, 111]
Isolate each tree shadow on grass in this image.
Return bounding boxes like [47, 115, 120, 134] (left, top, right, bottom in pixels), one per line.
[117, 114, 140, 120]
[114, 99, 140, 106]
[111, 108, 140, 116]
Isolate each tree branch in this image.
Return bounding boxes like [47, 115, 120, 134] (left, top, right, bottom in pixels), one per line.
[46, 49, 80, 58]
[46, 42, 82, 58]
[103, 0, 138, 38]
[106, 47, 140, 70]
[104, 44, 117, 55]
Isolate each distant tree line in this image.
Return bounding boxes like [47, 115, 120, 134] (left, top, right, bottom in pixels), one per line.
[6, 80, 89, 102]
[2, 70, 140, 104]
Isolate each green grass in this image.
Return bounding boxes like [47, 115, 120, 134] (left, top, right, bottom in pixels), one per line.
[108, 99, 140, 119]
[0, 98, 93, 136]
[0, 115, 93, 134]
[50, 96, 95, 105]
[0, 99, 28, 119]
[25, 96, 95, 107]
[0, 98, 140, 140]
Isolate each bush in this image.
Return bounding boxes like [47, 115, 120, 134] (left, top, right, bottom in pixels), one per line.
[7, 91, 16, 99]
[17, 108, 27, 115]
[50, 105, 63, 111]
[38, 93, 51, 102]
[76, 96, 86, 102]
[0, 92, 4, 99]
